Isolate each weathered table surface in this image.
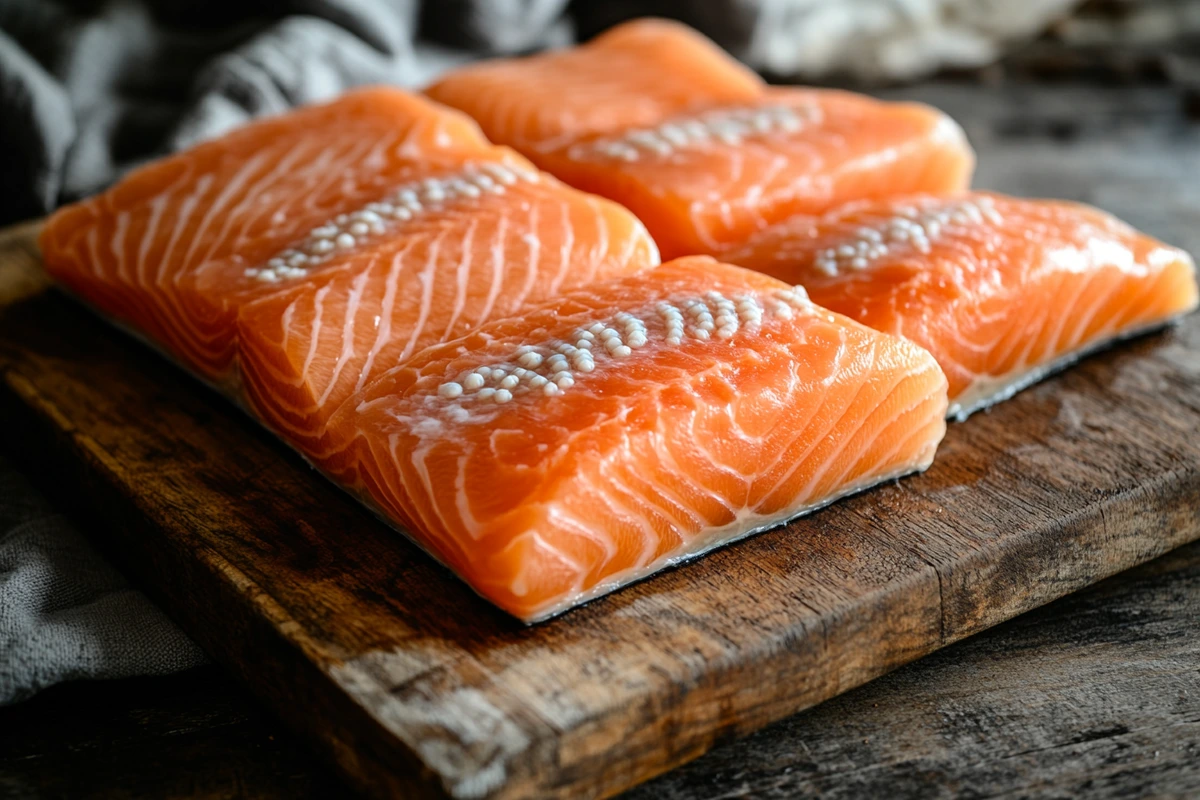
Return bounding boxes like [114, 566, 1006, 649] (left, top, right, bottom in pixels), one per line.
[2, 80, 1199, 799]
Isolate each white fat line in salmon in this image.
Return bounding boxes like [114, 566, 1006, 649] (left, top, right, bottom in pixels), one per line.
[436, 286, 813, 409]
[570, 104, 822, 163]
[245, 162, 542, 284]
[814, 196, 1004, 277]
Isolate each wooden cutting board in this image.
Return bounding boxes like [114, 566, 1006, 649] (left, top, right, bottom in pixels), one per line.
[1, 219, 1197, 800]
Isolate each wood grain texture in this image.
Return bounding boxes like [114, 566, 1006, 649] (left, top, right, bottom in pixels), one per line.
[0, 83, 1198, 799]
[631, 539, 1200, 800]
[5, 539, 1197, 800]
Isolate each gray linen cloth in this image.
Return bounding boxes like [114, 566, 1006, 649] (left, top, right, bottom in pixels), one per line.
[0, 0, 1079, 705]
[0, 0, 576, 226]
[0, 455, 208, 704]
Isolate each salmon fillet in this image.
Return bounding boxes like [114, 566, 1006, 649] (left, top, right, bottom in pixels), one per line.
[717, 193, 1200, 419]
[535, 88, 975, 259]
[320, 257, 949, 621]
[425, 18, 767, 152]
[425, 20, 973, 259]
[39, 88, 659, 451]
[39, 88, 497, 384]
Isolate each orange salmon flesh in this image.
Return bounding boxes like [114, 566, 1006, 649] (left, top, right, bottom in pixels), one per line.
[425, 18, 767, 152]
[40, 88, 660, 455]
[426, 21, 975, 258]
[717, 192, 1200, 419]
[319, 257, 948, 621]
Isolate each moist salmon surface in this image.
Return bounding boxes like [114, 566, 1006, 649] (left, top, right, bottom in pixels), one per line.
[321, 257, 948, 621]
[39, 88, 501, 383]
[426, 23, 974, 260]
[425, 18, 767, 153]
[535, 89, 975, 259]
[717, 192, 1200, 418]
[235, 159, 658, 453]
[39, 88, 660, 453]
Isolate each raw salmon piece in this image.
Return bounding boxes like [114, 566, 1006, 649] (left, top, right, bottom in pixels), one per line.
[425, 18, 766, 152]
[39, 86, 658, 455]
[321, 257, 948, 622]
[535, 88, 975, 259]
[717, 193, 1200, 419]
[38, 87, 502, 383]
[237, 166, 659, 454]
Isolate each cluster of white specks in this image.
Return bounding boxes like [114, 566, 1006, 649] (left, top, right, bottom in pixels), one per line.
[768, 285, 813, 319]
[575, 104, 821, 162]
[658, 291, 768, 344]
[436, 287, 813, 407]
[434, 338, 598, 407]
[814, 196, 1004, 277]
[657, 302, 686, 345]
[613, 313, 648, 350]
[245, 162, 540, 283]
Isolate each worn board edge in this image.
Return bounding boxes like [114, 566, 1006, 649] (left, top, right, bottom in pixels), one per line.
[1, 220, 1199, 799]
[0, 354, 439, 798]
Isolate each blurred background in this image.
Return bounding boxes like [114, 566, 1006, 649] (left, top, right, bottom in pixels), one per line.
[1, 0, 1198, 227]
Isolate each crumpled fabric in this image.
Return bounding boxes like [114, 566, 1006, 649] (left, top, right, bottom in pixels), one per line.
[0, 0, 575, 226]
[0, 455, 208, 705]
[572, 0, 1082, 82]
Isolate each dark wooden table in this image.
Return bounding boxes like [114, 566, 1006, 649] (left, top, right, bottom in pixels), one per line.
[2, 80, 1199, 799]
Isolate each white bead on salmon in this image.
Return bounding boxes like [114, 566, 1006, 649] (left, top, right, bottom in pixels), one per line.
[580, 103, 821, 162]
[252, 161, 540, 282]
[815, 196, 1004, 276]
[436, 288, 815, 409]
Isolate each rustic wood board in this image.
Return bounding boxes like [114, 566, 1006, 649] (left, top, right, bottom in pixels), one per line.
[0, 217, 1197, 800]
[5, 540, 1197, 799]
